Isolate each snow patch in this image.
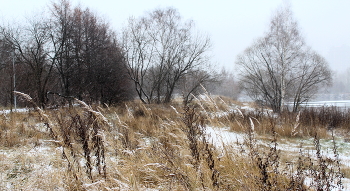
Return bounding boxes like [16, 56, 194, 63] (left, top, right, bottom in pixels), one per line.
[206, 126, 245, 148]
[205, 126, 350, 190]
[0, 108, 29, 114]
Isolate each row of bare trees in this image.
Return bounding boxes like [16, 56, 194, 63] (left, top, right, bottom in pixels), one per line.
[0, 1, 220, 108]
[0, 0, 131, 108]
[3, 1, 330, 112]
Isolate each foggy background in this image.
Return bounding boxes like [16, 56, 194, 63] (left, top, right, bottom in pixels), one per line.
[1, 0, 349, 100]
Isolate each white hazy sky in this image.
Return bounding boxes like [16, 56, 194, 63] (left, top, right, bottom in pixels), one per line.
[1, 0, 349, 73]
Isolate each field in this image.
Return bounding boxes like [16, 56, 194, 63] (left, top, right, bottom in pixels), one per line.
[0, 93, 349, 190]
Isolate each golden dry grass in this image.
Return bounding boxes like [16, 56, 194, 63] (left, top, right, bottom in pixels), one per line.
[0, 93, 347, 190]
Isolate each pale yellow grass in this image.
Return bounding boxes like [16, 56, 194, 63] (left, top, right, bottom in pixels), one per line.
[0, 92, 346, 190]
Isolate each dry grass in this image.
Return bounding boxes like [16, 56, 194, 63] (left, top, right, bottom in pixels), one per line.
[0, 92, 347, 190]
[211, 104, 333, 139]
[0, 112, 48, 148]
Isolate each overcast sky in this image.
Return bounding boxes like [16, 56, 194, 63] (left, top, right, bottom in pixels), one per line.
[1, 0, 349, 73]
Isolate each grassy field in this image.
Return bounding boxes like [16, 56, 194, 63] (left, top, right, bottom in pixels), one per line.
[0, 93, 348, 190]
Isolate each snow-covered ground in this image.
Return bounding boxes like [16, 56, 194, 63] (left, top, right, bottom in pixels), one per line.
[206, 126, 350, 190]
[1, 99, 349, 189]
[203, 98, 350, 190]
[0, 108, 29, 114]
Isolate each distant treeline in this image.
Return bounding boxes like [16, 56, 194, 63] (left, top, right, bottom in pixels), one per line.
[0, 1, 135, 108]
[0, 0, 242, 108]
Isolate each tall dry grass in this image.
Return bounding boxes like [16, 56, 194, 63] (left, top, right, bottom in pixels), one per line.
[0, 92, 346, 190]
[210, 103, 348, 139]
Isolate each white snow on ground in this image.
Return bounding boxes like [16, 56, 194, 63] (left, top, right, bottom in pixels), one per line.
[0, 108, 29, 114]
[206, 126, 245, 148]
[240, 102, 257, 112]
[205, 126, 350, 190]
[205, 100, 350, 190]
[1, 100, 349, 189]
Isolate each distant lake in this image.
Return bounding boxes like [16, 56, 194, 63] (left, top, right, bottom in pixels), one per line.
[298, 100, 350, 111]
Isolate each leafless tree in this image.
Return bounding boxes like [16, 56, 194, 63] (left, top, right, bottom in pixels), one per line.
[49, 0, 133, 105]
[289, 51, 332, 111]
[0, 0, 133, 108]
[1, 15, 55, 108]
[178, 68, 219, 104]
[50, 0, 75, 100]
[0, 39, 14, 107]
[236, 5, 332, 112]
[122, 7, 212, 104]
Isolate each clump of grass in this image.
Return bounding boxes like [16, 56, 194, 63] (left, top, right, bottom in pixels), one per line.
[182, 103, 219, 189]
[14, 91, 108, 182]
[240, 112, 344, 190]
[54, 108, 107, 180]
[243, 115, 295, 190]
[0, 111, 47, 147]
[305, 130, 344, 190]
[211, 103, 335, 139]
[299, 106, 350, 130]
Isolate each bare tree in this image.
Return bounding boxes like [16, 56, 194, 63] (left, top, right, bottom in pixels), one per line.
[0, 0, 133, 108]
[178, 68, 219, 104]
[1, 15, 55, 108]
[50, 0, 133, 105]
[289, 51, 332, 111]
[123, 7, 211, 104]
[236, 5, 332, 112]
[50, 0, 75, 100]
[0, 39, 14, 107]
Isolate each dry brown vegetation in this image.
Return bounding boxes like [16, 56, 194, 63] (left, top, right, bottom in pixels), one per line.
[0, 93, 347, 190]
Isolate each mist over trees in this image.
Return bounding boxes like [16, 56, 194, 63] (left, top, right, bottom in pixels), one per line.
[213, 68, 240, 100]
[0, 1, 221, 107]
[1, 1, 340, 110]
[236, 6, 332, 113]
[319, 68, 350, 100]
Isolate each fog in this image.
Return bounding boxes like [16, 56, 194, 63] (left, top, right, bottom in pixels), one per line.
[1, 0, 349, 100]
